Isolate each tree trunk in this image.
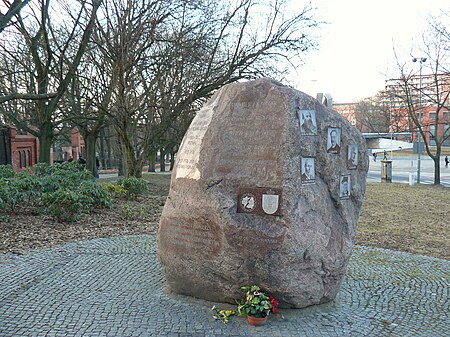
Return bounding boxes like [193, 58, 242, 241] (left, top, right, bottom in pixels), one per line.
[106, 127, 113, 169]
[99, 127, 106, 169]
[114, 135, 123, 176]
[433, 156, 440, 185]
[38, 122, 53, 163]
[85, 132, 99, 177]
[160, 147, 166, 172]
[148, 150, 156, 172]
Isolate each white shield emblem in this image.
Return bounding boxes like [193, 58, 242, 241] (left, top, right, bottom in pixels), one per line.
[262, 194, 279, 215]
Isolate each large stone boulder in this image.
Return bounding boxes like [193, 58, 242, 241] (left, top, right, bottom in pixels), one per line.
[157, 78, 368, 308]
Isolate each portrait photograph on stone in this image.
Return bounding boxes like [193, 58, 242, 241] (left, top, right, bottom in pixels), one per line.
[301, 157, 315, 183]
[298, 109, 317, 135]
[347, 144, 358, 169]
[327, 127, 341, 153]
[340, 175, 351, 199]
[157, 78, 369, 309]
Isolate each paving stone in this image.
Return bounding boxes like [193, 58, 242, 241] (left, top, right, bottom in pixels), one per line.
[0, 235, 448, 336]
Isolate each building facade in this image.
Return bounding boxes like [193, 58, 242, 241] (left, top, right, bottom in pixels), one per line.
[333, 73, 450, 146]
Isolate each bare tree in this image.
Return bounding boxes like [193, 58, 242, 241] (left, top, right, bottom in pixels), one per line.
[387, 16, 450, 185]
[0, 0, 30, 33]
[0, 0, 102, 163]
[91, 0, 170, 177]
[95, 0, 318, 177]
[354, 94, 391, 133]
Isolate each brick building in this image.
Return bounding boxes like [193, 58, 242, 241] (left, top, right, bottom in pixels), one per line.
[0, 125, 85, 172]
[0, 125, 39, 172]
[333, 73, 450, 146]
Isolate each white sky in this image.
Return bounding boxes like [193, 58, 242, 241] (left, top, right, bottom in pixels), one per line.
[290, 0, 450, 103]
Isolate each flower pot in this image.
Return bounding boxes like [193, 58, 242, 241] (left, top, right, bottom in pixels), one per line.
[246, 315, 267, 326]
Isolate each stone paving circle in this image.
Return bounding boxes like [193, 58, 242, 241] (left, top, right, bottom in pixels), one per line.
[0, 234, 448, 336]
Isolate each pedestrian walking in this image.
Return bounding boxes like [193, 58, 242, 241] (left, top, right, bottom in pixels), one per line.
[383, 150, 387, 160]
[373, 152, 377, 162]
[445, 156, 449, 168]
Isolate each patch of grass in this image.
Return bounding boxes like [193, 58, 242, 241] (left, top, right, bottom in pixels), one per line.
[357, 183, 450, 260]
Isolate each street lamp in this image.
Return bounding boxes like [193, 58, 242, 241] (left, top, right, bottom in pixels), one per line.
[412, 57, 427, 183]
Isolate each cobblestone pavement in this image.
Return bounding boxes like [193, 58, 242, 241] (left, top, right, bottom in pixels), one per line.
[0, 235, 448, 337]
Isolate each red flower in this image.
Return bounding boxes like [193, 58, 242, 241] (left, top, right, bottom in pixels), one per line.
[272, 307, 279, 314]
[269, 296, 279, 307]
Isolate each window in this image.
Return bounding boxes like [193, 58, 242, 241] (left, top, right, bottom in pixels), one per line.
[19, 150, 26, 168]
[429, 112, 436, 122]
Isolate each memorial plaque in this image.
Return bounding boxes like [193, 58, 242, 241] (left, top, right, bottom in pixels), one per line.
[327, 127, 341, 154]
[347, 144, 358, 169]
[301, 157, 315, 184]
[237, 187, 282, 216]
[298, 109, 317, 135]
[339, 175, 351, 199]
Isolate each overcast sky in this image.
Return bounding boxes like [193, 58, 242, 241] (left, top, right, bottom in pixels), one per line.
[290, 0, 449, 103]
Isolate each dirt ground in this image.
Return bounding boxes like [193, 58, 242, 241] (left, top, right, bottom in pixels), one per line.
[1, 175, 448, 260]
[0, 174, 170, 254]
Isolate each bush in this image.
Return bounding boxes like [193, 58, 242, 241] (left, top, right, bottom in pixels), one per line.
[0, 179, 21, 210]
[102, 183, 126, 198]
[14, 174, 43, 206]
[0, 162, 107, 222]
[78, 181, 112, 208]
[29, 163, 54, 177]
[28, 163, 93, 194]
[117, 177, 148, 199]
[0, 165, 16, 178]
[41, 189, 93, 222]
[31, 161, 85, 177]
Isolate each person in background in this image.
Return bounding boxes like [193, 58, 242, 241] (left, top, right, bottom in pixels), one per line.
[77, 154, 86, 166]
[95, 156, 100, 178]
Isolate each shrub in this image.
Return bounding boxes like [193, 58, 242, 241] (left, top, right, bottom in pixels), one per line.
[0, 179, 21, 210]
[1, 162, 108, 222]
[0, 165, 16, 178]
[31, 163, 94, 194]
[31, 161, 85, 177]
[117, 177, 148, 199]
[41, 189, 93, 222]
[13, 174, 43, 206]
[30, 163, 54, 177]
[102, 183, 126, 198]
[78, 181, 112, 208]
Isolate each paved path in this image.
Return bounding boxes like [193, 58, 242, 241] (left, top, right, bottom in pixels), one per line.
[1, 235, 448, 336]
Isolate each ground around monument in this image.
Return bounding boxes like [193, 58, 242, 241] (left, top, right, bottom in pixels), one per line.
[1, 235, 448, 336]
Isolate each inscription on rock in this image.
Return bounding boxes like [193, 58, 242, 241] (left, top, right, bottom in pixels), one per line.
[175, 101, 215, 180]
[159, 218, 221, 258]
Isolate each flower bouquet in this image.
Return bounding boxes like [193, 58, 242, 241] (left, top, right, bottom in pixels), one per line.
[237, 285, 279, 325]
